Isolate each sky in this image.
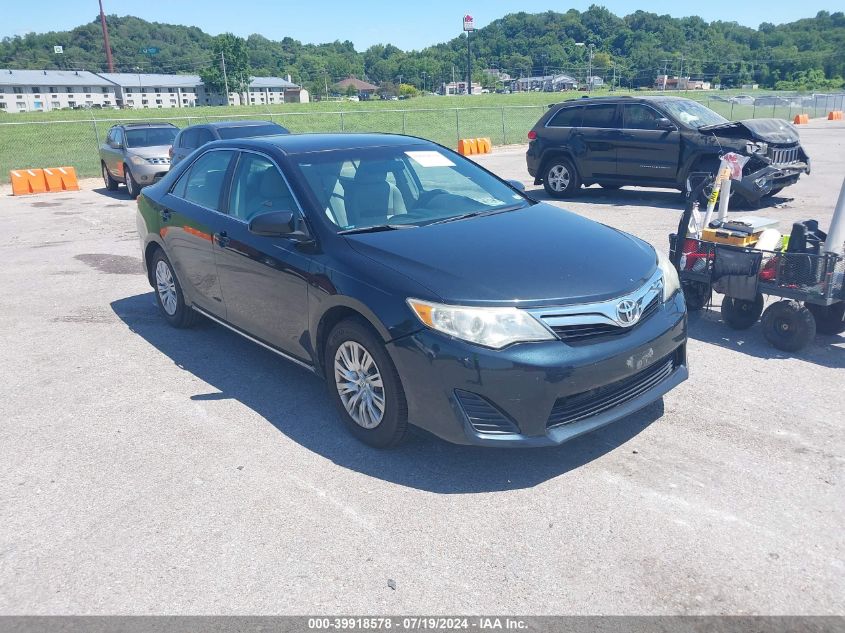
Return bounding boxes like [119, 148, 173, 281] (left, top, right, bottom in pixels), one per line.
[2, 0, 841, 51]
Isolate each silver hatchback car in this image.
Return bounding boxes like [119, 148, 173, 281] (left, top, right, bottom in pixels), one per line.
[100, 123, 178, 198]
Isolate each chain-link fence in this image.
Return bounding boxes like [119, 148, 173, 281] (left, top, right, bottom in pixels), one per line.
[2, 94, 844, 184]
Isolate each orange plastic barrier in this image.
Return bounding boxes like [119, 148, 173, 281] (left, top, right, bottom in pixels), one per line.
[457, 137, 492, 155]
[828, 111, 844, 120]
[793, 113, 809, 124]
[9, 169, 47, 195]
[43, 166, 80, 192]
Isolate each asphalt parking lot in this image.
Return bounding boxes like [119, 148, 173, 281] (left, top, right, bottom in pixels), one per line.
[1, 119, 843, 615]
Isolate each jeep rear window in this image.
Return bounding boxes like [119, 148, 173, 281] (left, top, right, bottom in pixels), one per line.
[548, 106, 581, 127]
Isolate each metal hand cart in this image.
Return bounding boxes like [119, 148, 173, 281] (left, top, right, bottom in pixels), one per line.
[670, 175, 845, 352]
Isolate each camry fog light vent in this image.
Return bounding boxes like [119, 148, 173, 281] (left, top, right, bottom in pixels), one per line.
[454, 390, 520, 435]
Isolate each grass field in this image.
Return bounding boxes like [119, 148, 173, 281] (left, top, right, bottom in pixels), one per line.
[0, 89, 830, 183]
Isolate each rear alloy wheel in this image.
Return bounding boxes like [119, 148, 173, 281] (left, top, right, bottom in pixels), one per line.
[543, 158, 580, 198]
[151, 250, 198, 328]
[761, 300, 816, 352]
[326, 319, 408, 448]
[102, 162, 119, 191]
[721, 294, 764, 330]
[806, 302, 845, 335]
[124, 165, 140, 199]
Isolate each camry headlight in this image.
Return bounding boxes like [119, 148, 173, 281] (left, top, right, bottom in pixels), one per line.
[656, 250, 681, 301]
[128, 154, 150, 166]
[407, 299, 554, 349]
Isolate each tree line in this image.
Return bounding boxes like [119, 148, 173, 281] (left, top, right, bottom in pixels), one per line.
[1, 7, 843, 95]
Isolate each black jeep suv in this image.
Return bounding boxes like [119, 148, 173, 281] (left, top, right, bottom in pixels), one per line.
[526, 95, 810, 204]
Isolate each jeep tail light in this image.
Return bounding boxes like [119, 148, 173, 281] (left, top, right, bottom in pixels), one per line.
[527, 130, 537, 140]
[168, 145, 173, 158]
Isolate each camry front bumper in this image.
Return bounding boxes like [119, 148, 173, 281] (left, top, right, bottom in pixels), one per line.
[386, 291, 688, 447]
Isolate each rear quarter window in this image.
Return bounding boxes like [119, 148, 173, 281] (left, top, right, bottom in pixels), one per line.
[547, 106, 582, 128]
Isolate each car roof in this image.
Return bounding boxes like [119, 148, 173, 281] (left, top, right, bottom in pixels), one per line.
[219, 133, 432, 155]
[203, 120, 282, 129]
[551, 94, 696, 108]
[117, 122, 177, 129]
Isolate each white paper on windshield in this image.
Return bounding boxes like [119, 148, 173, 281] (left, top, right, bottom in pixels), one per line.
[405, 151, 455, 167]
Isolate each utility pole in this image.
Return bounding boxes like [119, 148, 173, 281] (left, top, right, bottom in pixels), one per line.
[588, 44, 593, 92]
[678, 55, 684, 92]
[221, 51, 229, 104]
[612, 61, 616, 91]
[98, 0, 114, 73]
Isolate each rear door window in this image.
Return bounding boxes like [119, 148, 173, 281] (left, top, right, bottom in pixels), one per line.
[580, 104, 619, 128]
[172, 150, 235, 211]
[196, 128, 216, 146]
[547, 106, 582, 128]
[180, 128, 199, 149]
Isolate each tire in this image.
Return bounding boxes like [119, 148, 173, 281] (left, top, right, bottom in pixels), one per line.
[124, 164, 140, 199]
[150, 249, 198, 328]
[761, 300, 816, 352]
[806, 302, 845, 335]
[598, 182, 622, 190]
[102, 162, 118, 191]
[325, 318, 409, 448]
[721, 294, 764, 330]
[682, 280, 711, 312]
[542, 156, 580, 198]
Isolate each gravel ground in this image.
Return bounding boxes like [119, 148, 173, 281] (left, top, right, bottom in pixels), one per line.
[0, 119, 843, 615]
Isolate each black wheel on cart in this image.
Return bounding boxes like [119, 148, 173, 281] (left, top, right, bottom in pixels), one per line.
[682, 280, 711, 312]
[761, 300, 816, 352]
[805, 302, 845, 335]
[721, 293, 764, 330]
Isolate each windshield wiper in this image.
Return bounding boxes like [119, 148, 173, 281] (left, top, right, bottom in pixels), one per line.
[338, 223, 418, 235]
[427, 204, 527, 226]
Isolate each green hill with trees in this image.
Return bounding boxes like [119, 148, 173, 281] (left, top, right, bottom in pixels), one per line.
[1, 7, 843, 94]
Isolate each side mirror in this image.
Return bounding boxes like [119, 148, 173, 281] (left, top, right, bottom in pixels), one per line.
[248, 210, 296, 236]
[248, 210, 313, 243]
[506, 179, 526, 191]
[656, 118, 677, 131]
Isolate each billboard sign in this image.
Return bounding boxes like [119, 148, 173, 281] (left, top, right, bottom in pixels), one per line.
[463, 15, 474, 31]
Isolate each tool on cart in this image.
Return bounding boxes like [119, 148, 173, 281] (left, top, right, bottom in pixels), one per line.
[670, 174, 845, 352]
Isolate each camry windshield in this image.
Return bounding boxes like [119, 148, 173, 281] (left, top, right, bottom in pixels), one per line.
[660, 99, 729, 129]
[124, 127, 177, 148]
[293, 145, 531, 232]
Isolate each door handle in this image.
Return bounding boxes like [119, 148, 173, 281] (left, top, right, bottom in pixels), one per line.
[213, 231, 230, 248]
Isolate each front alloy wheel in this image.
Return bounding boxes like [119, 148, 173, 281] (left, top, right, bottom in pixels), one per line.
[326, 318, 408, 448]
[334, 341, 385, 429]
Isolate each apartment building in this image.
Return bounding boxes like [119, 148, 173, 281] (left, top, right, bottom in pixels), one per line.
[97, 73, 201, 109]
[0, 69, 308, 112]
[0, 69, 117, 112]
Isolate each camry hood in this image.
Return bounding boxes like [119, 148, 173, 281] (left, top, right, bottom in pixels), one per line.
[699, 118, 800, 144]
[344, 204, 658, 307]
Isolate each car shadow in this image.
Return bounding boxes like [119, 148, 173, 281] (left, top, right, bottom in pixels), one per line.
[91, 186, 130, 200]
[111, 292, 664, 494]
[687, 308, 845, 369]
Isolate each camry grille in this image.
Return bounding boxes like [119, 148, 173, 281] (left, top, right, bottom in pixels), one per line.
[546, 351, 678, 428]
[549, 294, 660, 342]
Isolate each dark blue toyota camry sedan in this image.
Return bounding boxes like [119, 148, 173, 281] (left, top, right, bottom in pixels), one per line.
[136, 133, 687, 448]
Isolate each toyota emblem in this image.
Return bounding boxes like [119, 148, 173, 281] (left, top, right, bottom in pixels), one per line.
[616, 299, 641, 326]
